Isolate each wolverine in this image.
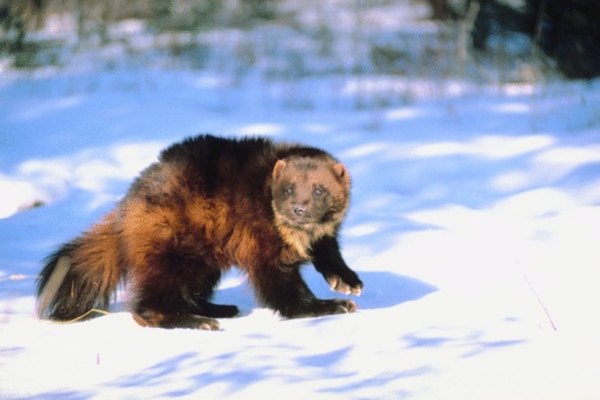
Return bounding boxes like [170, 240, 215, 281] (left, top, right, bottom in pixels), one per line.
[37, 134, 363, 330]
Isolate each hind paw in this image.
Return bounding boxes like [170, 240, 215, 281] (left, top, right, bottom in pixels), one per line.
[133, 310, 221, 330]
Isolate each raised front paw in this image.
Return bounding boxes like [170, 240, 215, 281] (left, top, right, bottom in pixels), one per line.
[326, 273, 363, 296]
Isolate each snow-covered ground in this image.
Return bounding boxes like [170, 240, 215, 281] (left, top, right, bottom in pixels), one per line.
[2, 5, 600, 398]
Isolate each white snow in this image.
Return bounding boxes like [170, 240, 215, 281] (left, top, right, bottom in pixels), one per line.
[2, 10, 600, 400]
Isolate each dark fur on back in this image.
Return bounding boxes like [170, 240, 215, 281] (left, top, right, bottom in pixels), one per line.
[37, 134, 363, 329]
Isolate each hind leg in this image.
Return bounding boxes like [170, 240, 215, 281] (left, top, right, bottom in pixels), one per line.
[129, 252, 238, 330]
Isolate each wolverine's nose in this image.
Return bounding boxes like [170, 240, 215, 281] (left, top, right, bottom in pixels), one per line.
[292, 205, 307, 216]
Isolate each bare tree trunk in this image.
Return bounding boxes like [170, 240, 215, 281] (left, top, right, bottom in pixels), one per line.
[457, 0, 480, 71]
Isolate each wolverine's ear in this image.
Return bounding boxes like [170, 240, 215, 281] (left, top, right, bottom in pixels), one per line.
[273, 160, 286, 180]
[333, 162, 350, 187]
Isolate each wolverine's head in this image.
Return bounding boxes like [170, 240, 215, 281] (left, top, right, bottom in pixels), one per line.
[271, 156, 351, 230]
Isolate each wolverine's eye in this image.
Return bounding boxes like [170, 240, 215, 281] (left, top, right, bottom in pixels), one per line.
[283, 185, 294, 196]
[313, 187, 324, 197]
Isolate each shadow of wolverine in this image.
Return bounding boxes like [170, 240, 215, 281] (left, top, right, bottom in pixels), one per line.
[37, 135, 363, 330]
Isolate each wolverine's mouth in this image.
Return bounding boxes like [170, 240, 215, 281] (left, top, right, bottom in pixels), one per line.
[286, 210, 337, 227]
[283, 214, 315, 227]
[278, 209, 319, 228]
[272, 201, 320, 228]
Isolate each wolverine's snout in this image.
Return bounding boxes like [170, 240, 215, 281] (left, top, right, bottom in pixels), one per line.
[292, 204, 307, 216]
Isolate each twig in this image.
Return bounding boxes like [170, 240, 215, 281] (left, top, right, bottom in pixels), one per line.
[43, 308, 110, 324]
[522, 273, 558, 331]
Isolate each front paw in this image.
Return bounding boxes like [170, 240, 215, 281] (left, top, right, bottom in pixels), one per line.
[288, 299, 357, 318]
[326, 274, 363, 296]
[320, 298, 357, 315]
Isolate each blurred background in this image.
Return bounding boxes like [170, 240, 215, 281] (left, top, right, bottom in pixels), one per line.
[2, 0, 599, 85]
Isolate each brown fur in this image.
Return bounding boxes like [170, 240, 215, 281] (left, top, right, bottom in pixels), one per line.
[37, 135, 363, 329]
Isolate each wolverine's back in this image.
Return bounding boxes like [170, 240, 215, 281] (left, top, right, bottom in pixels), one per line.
[129, 135, 276, 203]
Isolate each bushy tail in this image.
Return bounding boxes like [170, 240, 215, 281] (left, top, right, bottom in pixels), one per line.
[37, 211, 124, 321]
